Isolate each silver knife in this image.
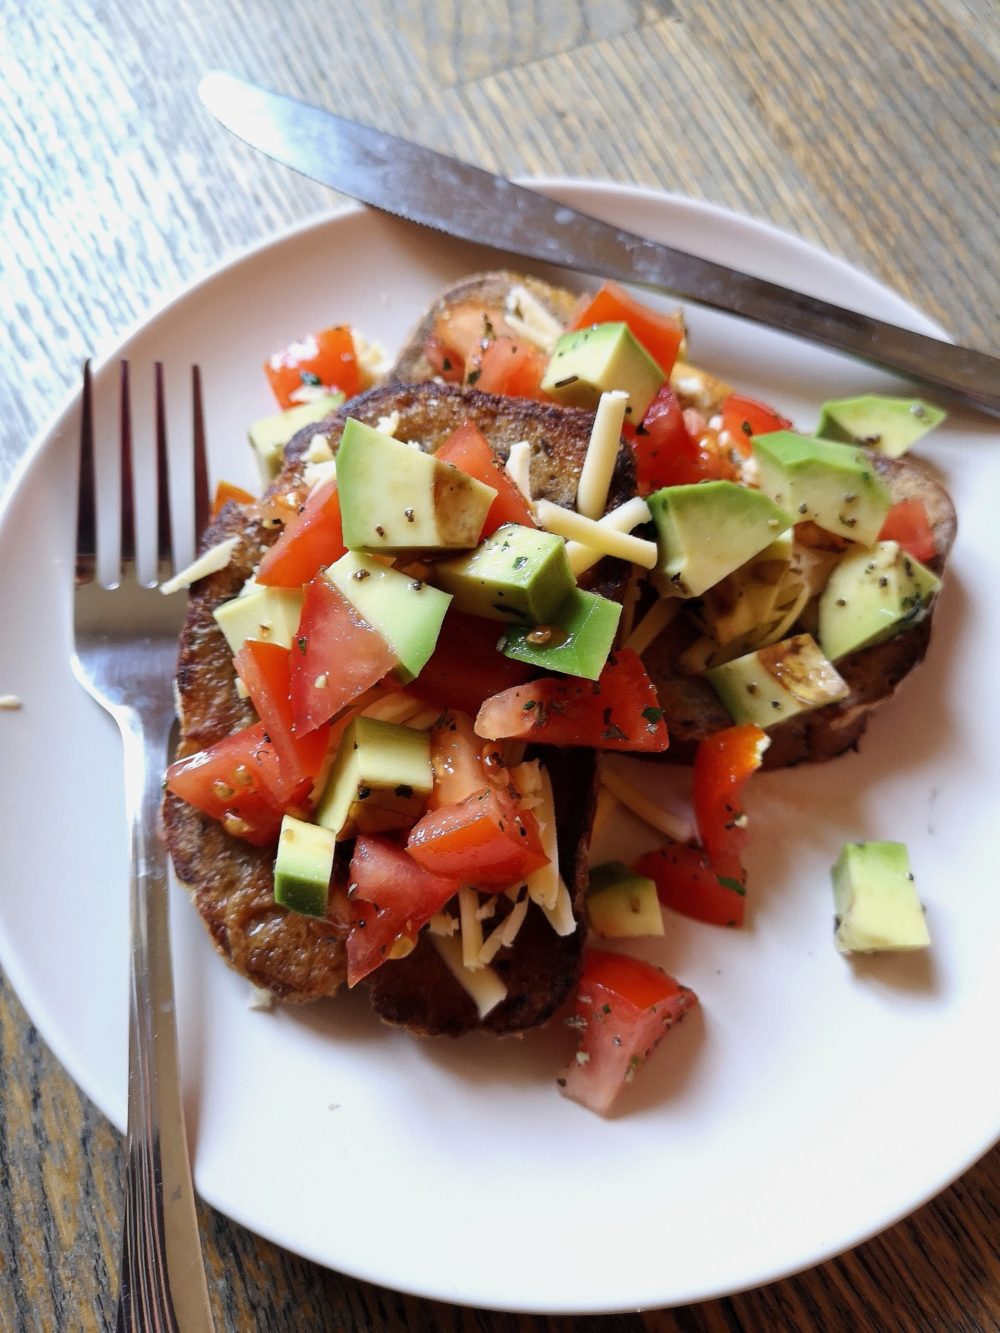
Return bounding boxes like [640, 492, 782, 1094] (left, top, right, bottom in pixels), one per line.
[199, 71, 999, 419]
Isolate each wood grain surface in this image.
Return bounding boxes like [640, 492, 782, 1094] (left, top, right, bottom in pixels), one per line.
[2, 1, 998, 1329]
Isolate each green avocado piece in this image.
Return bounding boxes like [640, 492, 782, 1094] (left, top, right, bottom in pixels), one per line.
[248, 393, 344, 483]
[818, 540, 940, 661]
[540, 322, 666, 422]
[314, 716, 433, 839]
[752, 431, 891, 546]
[832, 840, 930, 953]
[212, 581, 305, 654]
[433, 522, 574, 624]
[273, 814, 336, 918]
[501, 586, 621, 681]
[647, 481, 793, 599]
[587, 861, 664, 938]
[706, 632, 849, 727]
[336, 417, 495, 553]
[816, 395, 945, 458]
[324, 551, 451, 683]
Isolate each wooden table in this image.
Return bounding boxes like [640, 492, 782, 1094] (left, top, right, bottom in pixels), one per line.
[2, 2, 998, 1328]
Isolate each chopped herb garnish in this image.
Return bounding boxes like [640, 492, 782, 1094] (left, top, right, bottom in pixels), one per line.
[642, 705, 664, 724]
[717, 875, 746, 895]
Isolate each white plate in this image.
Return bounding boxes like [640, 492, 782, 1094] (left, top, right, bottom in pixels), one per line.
[1, 183, 998, 1314]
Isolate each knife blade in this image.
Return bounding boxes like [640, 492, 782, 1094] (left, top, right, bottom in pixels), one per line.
[199, 71, 999, 419]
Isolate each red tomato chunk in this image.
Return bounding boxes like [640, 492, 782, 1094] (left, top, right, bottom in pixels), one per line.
[406, 786, 548, 887]
[165, 723, 287, 846]
[435, 423, 536, 535]
[265, 326, 360, 408]
[558, 949, 698, 1115]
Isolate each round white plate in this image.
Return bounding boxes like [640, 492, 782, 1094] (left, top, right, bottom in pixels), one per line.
[1, 183, 998, 1314]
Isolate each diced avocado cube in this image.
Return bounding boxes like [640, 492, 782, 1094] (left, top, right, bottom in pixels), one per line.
[248, 393, 344, 483]
[707, 632, 849, 727]
[818, 540, 940, 661]
[540, 322, 666, 422]
[212, 582, 304, 654]
[501, 586, 621, 681]
[324, 551, 451, 683]
[816, 394, 945, 458]
[336, 417, 495, 553]
[314, 716, 432, 839]
[273, 814, 336, 918]
[433, 523, 574, 623]
[832, 841, 930, 953]
[587, 861, 664, 938]
[752, 431, 891, 546]
[647, 481, 793, 599]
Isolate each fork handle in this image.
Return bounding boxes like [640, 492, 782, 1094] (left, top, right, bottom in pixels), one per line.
[114, 709, 215, 1333]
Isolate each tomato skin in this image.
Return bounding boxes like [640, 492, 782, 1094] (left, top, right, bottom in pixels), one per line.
[255, 480, 347, 589]
[634, 840, 746, 927]
[693, 723, 768, 889]
[406, 785, 548, 887]
[631, 387, 700, 492]
[720, 394, 792, 457]
[211, 480, 256, 517]
[424, 334, 465, 382]
[165, 723, 287, 846]
[346, 836, 460, 985]
[475, 649, 668, 753]
[233, 640, 331, 800]
[878, 498, 936, 563]
[435, 423, 536, 535]
[407, 610, 535, 720]
[558, 949, 698, 1115]
[569, 281, 684, 376]
[265, 326, 360, 409]
[469, 337, 547, 399]
[289, 577, 398, 734]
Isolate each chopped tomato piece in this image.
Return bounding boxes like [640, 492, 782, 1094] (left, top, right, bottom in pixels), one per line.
[428, 709, 506, 809]
[211, 480, 256, 517]
[878, 498, 936, 563]
[265, 326, 360, 409]
[475, 649, 668, 753]
[558, 949, 698, 1114]
[634, 839, 747, 928]
[408, 610, 535, 719]
[720, 394, 792, 457]
[255, 479, 346, 588]
[288, 577, 398, 734]
[234, 640, 331, 800]
[469, 336, 547, 399]
[424, 334, 465, 382]
[693, 723, 769, 891]
[407, 785, 548, 887]
[346, 836, 460, 985]
[569, 281, 684, 376]
[429, 300, 516, 370]
[165, 723, 286, 846]
[435, 423, 536, 534]
[631, 387, 699, 492]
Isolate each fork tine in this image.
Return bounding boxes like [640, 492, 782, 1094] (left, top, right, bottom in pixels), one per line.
[119, 360, 136, 571]
[153, 363, 173, 569]
[76, 360, 97, 583]
[191, 365, 210, 540]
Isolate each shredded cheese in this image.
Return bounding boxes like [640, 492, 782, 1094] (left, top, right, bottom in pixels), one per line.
[159, 537, 239, 595]
[458, 887, 485, 970]
[512, 760, 561, 911]
[534, 500, 657, 570]
[304, 458, 338, 494]
[503, 285, 563, 353]
[430, 934, 507, 1017]
[303, 433, 334, 463]
[478, 889, 530, 964]
[624, 597, 679, 656]
[375, 410, 401, 437]
[353, 332, 390, 386]
[0, 695, 22, 711]
[541, 878, 577, 937]
[600, 764, 693, 842]
[576, 390, 629, 520]
[565, 496, 652, 576]
[504, 440, 533, 502]
[247, 984, 275, 1011]
[426, 912, 458, 937]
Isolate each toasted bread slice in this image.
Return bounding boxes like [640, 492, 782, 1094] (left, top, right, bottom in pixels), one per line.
[163, 382, 635, 1033]
[390, 270, 957, 768]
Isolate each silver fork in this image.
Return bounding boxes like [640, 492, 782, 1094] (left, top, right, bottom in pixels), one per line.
[73, 361, 215, 1332]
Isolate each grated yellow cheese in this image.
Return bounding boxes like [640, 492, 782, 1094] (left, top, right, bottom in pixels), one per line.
[565, 496, 652, 576]
[534, 500, 657, 569]
[576, 390, 629, 520]
[431, 935, 507, 1017]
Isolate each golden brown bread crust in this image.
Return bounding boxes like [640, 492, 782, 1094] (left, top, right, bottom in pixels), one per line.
[641, 451, 957, 768]
[387, 270, 580, 384]
[163, 381, 634, 1029]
